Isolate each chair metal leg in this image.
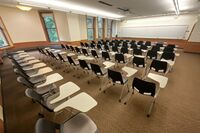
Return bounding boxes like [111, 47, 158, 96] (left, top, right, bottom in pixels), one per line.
[123, 87, 134, 105]
[147, 98, 155, 117]
[147, 87, 160, 117]
[119, 84, 129, 102]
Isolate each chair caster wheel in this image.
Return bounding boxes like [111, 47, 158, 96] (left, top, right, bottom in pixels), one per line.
[32, 99, 36, 103]
[147, 114, 150, 117]
[38, 113, 44, 118]
[124, 102, 127, 105]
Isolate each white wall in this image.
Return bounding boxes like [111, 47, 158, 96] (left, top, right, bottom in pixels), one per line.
[189, 15, 200, 42]
[79, 15, 87, 40]
[54, 11, 71, 41]
[0, 6, 46, 43]
[118, 14, 198, 40]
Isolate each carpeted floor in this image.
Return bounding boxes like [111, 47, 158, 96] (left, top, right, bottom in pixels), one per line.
[0, 51, 200, 133]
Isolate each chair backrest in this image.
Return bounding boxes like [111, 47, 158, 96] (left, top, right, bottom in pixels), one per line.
[133, 48, 142, 55]
[122, 42, 128, 48]
[37, 48, 42, 53]
[78, 59, 90, 70]
[84, 43, 89, 47]
[39, 48, 46, 55]
[97, 44, 102, 50]
[167, 44, 176, 49]
[70, 46, 75, 51]
[61, 44, 66, 49]
[90, 63, 103, 75]
[45, 50, 52, 57]
[75, 47, 81, 54]
[137, 41, 143, 45]
[112, 46, 118, 52]
[150, 59, 168, 73]
[133, 56, 145, 67]
[65, 45, 70, 50]
[67, 56, 76, 65]
[131, 43, 137, 49]
[132, 78, 156, 96]
[147, 50, 157, 59]
[57, 53, 64, 62]
[35, 118, 59, 133]
[109, 42, 113, 47]
[156, 43, 163, 47]
[104, 45, 110, 51]
[82, 49, 89, 56]
[115, 53, 125, 63]
[108, 69, 124, 84]
[49, 51, 57, 60]
[121, 47, 128, 54]
[151, 46, 160, 51]
[130, 40, 136, 45]
[140, 45, 147, 50]
[163, 47, 174, 53]
[161, 52, 175, 61]
[145, 41, 151, 46]
[91, 50, 98, 58]
[80, 42, 85, 47]
[102, 51, 110, 60]
[90, 43, 95, 48]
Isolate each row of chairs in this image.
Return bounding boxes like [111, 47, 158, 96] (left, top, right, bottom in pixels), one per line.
[39, 45, 169, 117]
[8, 51, 98, 133]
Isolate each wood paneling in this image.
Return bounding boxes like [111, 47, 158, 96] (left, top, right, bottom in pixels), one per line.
[0, 39, 199, 53]
[184, 42, 200, 53]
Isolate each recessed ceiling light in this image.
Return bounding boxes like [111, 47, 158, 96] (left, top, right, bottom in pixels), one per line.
[16, 5, 32, 11]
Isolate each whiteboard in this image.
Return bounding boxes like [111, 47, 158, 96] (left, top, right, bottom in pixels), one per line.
[118, 25, 188, 39]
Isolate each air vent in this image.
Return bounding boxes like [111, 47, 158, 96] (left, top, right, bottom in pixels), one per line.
[117, 7, 129, 12]
[98, 1, 113, 6]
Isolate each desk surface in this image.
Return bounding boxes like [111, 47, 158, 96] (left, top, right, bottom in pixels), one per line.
[122, 66, 138, 77]
[54, 92, 97, 112]
[50, 82, 80, 104]
[29, 67, 53, 78]
[147, 73, 168, 88]
[78, 55, 94, 60]
[36, 73, 63, 88]
[103, 61, 115, 69]
[23, 63, 46, 71]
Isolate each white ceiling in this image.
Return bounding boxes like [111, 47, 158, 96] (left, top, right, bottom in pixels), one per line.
[0, 0, 200, 19]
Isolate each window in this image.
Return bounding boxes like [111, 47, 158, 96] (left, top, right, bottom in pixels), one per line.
[41, 13, 59, 42]
[107, 19, 112, 38]
[97, 17, 103, 39]
[87, 16, 94, 40]
[0, 28, 8, 48]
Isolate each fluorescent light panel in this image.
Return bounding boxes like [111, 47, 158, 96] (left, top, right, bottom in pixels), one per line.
[17, 0, 124, 18]
[173, 0, 180, 15]
[16, 5, 32, 11]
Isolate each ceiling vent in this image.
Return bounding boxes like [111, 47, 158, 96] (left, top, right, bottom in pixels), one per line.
[98, 1, 113, 6]
[117, 7, 130, 12]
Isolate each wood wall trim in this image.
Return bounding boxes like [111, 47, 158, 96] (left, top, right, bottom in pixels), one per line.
[184, 42, 200, 53]
[0, 39, 199, 53]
